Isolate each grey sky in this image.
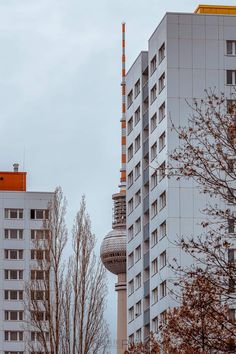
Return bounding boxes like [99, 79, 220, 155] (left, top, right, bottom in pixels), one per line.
[1, 0, 235, 350]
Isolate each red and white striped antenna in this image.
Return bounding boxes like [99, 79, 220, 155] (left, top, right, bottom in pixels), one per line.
[120, 22, 126, 192]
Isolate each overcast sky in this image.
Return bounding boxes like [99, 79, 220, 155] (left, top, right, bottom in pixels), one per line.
[1, 0, 235, 350]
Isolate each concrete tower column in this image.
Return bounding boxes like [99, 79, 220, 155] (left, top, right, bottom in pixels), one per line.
[115, 273, 127, 354]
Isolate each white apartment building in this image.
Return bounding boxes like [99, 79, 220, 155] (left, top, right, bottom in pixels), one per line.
[126, 4, 236, 343]
[0, 165, 53, 354]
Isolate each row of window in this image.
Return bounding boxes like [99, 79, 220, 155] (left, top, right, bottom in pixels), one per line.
[128, 245, 142, 268]
[151, 161, 166, 189]
[128, 217, 141, 242]
[4, 208, 49, 220]
[128, 273, 142, 295]
[151, 221, 167, 246]
[151, 191, 167, 219]
[4, 249, 49, 261]
[4, 269, 49, 280]
[127, 107, 141, 134]
[4, 289, 49, 301]
[150, 72, 165, 104]
[151, 132, 166, 161]
[127, 80, 141, 108]
[127, 134, 141, 162]
[128, 300, 142, 322]
[128, 190, 141, 215]
[4, 330, 49, 342]
[150, 43, 165, 75]
[4, 228, 49, 240]
[128, 162, 141, 188]
[151, 251, 167, 276]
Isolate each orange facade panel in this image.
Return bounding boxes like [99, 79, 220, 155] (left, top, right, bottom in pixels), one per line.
[195, 5, 236, 15]
[0, 172, 27, 191]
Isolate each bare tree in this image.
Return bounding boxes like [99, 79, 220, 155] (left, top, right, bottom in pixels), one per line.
[26, 190, 109, 354]
[65, 196, 109, 354]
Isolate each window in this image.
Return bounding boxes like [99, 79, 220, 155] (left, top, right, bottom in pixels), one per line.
[226, 70, 236, 85]
[151, 55, 157, 75]
[135, 273, 141, 289]
[151, 142, 157, 161]
[135, 245, 141, 262]
[159, 132, 166, 151]
[31, 270, 49, 281]
[128, 252, 134, 269]
[159, 161, 166, 181]
[160, 280, 167, 298]
[5, 270, 23, 280]
[160, 310, 167, 325]
[128, 171, 133, 188]
[135, 301, 142, 317]
[128, 144, 133, 161]
[135, 189, 141, 207]
[227, 99, 236, 115]
[151, 200, 158, 218]
[128, 306, 134, 322]
[229, 309, 236, 323]
[160, 251, 167, 269]
[5, 352, 24, 354]
[31, 311, 48, 322]
[5, 311, 23, 321]
[151, 229, 158, 247]
[31, 249, 50, 261]
[135, 217, 141, 235]
[129, 334, 134, 344]
[4, 209, 23, 219]
[151, 84, 157, 103]
[152, 287, 158, 304]
[159, 43, 165, 63]
[134, 79, 140, 97]
[228, 249, 236, 263]
[5, 290, 23, 301]
[228, 218, 235, 233]
[159, 102, 166, 122]
[152, 316, 158, 332]
[127, 89, 133, 108]
[160, 221, 167, 239]
[135, 134, 141, 152]
[31, 290, 49, 301]
[31, 331, 49, 342]
[151, 113, 157, 132]
[151, 171, 158, 189]
[128, 280, 134, 295]
[31, 209, 49, 220]
[226, 40, 236, 55]
[4, 331, 23, 341]
[135, 107, 140, 125]
[4, 229, 23, 240]
[128, 225, 134, 242]
[152, 258, 158, 275]
[5, 249, 23, 260]
[136, 328, 142, 343]
[135, 162, 141, 179]
[128, 198, 134, 215]
[159, 191, 166, 210]
[31, 229, 49, 240]
[128, 116, 133, 135]
[159, 72, 165, 92]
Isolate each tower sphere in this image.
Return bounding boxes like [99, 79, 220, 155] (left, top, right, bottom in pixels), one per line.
[100, 228, 126, 275]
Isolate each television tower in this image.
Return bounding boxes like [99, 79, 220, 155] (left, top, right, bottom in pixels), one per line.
[100, 23, 127, 354]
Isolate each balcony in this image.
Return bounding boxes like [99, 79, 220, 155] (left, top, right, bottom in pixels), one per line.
[144, 279, 150, 297]
[143, 194, 149, 213]
[143, 251, 150, 269]
[143, 308, 150, 326]
[143, 138, 149, 158]
[142, 110, 149, 129]
[143, 222, 149, 241]
[143, 167, 149, 185]
[142, 81, 149, 101]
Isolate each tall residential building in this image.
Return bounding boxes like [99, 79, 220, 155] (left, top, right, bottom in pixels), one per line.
[126, 4, 236, 343]
[0, 164, 53, 353]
